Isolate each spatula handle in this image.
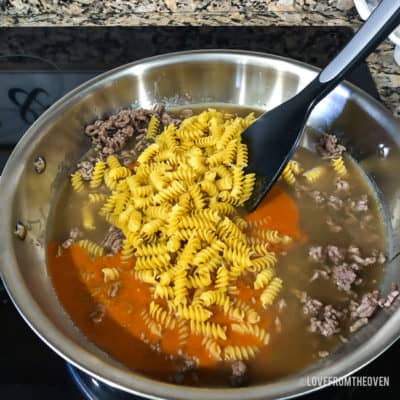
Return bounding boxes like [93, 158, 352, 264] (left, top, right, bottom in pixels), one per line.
[319, 0, 400, 85]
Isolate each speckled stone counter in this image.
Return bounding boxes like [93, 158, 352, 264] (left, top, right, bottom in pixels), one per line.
[0, 0, 399, 116]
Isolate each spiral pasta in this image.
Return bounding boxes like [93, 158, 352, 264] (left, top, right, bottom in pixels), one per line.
[71, 109, 291, 364]
[102, 267, 120, 283]
[149, 301, 176, 329]
[260, 277, 283, 308]
[146, 115, 160, 139]
[77, 239, 104, 257]
[224, 345, 260, 361]
[202, 337, 222, 361]
[71, 171, 85, 193]
[281, 163, 296, 185]
[90, 161, 107, 189]
[231, 323, 270, 345]
[331, 156, 348, 177]
[190, 320, 227, 340]
[303, 166, 325, 184]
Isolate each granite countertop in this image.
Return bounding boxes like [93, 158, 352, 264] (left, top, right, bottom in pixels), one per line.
[0, 0, 398, 116]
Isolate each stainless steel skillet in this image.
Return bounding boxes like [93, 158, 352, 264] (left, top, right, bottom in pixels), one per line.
[0, 50, 400, 400]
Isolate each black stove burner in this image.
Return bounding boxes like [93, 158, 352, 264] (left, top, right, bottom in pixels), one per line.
[0, 27, 396, 400]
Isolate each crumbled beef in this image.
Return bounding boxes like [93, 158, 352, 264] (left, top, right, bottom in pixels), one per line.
[309, 305, 342, 337]
[161, 112, 181, 128]
[108, 281, 121, 298]
[347, 245, 377, 266]
[102, 226, 125, 254]
[378, 284, 400, 308]
[181, 357, 198, 372]
[332, 263, 357, 292]
[180, 108, 194, 119]
[348, 194, 369, 212]
[84, 105, 169, 157]
[230, 361, 249, 387]
[316, 133, 346, 159]
[359, 214, 373, 230]
[326, 217, 342, 233]
[76, 160, 95, 181]
[351, 291, 379, 319]
[326, 245, 345, 265]
[277, 298, 287, 312]
[349, 317, 369, 333]
[334, 178, 350, 193]
[318, 351, 329, 358]
[274, 316, 282, 333]
[309, 190, 326, 206]
[310, 268, 330, 282]
[62, 227, 81, 249]
[308, 246, 325, 263]
[303, 297, 323, 317]
[169, 356, 198, 385]
[327, 195, 344, 211]
[89, 303, 106, 324]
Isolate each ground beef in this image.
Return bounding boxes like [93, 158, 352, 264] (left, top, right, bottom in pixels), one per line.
[326, 245, 345, 265]
[61, 227, 81, 249]
[326, 216, 343, 233]
[76, 160, 95, 181]
[316, 133, 346, 159]
[84, 104, 172, 158]
[108, 281, 121, 298]
[351, 291, 379, 319]
[310, 268, 330, 282]
[309, 305, 342, 337]
[101, 226, 125, 254]
[348, 194, 369, 213]
[349, 317, 369, 333]
[327, 195, 344, 211]
[180, 108, 194, 119]
[334, 178, 350, 193]
[308, 246, 325, 263]
[309, 190, 326, 206]
[303, 297, 323, 317]
[168, 356, 199, 385]
[277, 298, 287, 312]
[230, 361, 249, 387]
[89, 303, 106, 324]
[347, 245, 377, 266]
[378, 284, 400, 308]
[332, 263, 357, 292]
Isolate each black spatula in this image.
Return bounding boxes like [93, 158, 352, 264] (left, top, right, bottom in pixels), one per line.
[243, 0, 400, 212]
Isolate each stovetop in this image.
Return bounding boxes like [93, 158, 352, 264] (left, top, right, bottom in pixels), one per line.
[0, 27, 398, 400]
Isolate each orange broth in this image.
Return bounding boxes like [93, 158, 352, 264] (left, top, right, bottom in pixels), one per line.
[48, 186, 303, 379]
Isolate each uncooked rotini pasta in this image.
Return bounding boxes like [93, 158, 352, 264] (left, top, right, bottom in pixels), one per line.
[102, 267, 120, 283]
[281, 163, 296, 185]
[149, 301, 176, 330]
[331, 156, 348, 177]
[223, 345, 260, 361]
[88, 193, 108, 204]
[146, 115, 160, 139]
[231, 323, 270, 345]
[69, 109, 289, 364]
[71, 171, 85, 193]
[254, 268, 275, 290]
[260, 277, 283, 308]
[303, 166, 326, 184]
[202, 337, 222, 361]
[90, 161, 107, 189]
[82, 204, 95, 231]
[189, 320, 227, 340]
[77, 239, 104, 257]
